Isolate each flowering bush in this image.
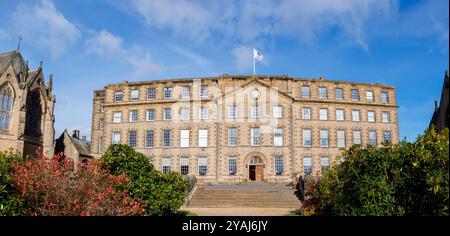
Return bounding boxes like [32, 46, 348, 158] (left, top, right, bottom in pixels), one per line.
[10, 153, 144, 216]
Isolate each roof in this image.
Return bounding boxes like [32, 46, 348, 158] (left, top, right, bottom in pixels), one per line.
[58, 129, 93, 158]
[101, 74, 396, 89]
[0, 50, 28, 76]
[70, 137, 92, 157]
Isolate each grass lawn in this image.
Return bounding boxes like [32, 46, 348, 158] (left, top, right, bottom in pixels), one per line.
[174, 211, 199, 216]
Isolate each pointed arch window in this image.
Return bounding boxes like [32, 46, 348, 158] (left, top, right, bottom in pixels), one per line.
[0, 84, 14, 131]
[24, 89, 42, 137]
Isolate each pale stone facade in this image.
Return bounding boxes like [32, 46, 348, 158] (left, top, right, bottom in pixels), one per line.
[90, 75, 398, 184]
[0, 50, 55, 157]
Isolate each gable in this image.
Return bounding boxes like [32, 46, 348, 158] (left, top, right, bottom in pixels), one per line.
[218, 78, 295, 104]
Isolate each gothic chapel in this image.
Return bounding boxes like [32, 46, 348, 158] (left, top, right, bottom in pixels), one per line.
[0, 49, 55, 157]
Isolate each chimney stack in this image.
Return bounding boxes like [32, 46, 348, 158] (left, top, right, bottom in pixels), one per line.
[72, 130, 80, 139]
[434, 100, 438, 111]
[82, 136, 86, 142]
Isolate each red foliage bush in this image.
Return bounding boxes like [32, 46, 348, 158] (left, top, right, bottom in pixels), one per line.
[10, 153, 144, 216]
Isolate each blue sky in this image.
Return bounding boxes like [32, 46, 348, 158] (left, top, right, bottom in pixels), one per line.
[0, 0, 448, 141]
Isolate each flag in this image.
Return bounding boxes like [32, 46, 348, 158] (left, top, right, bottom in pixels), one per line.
[253, 48, 263, 61]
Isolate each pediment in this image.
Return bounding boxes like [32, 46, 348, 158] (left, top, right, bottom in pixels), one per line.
[217, 78, 295, 103]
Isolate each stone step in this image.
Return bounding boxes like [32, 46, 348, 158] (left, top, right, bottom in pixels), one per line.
[191, 196, 299, 201]
[188, 202, 300, 208]
[188, 184, 301, 209]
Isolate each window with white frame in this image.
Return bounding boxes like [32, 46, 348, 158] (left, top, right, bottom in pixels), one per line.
[163, 87, 173, 99]
[367, 111, 376, 122]
[114, 91, 123, 102]
[352, 110, 360, 122]
[99, 119, 104, 130]
[180, 130, 189, 148]
[228, 105, 238, 119]
[128, 131, 137, 147]
[129, 110, 138, 122]
[303, 129, 312, 147]
[274, 128, 283, 146]
[381, 91, 389, 103]
[337, 130, 346, 148]
[113, 112, 122, 123]
[181, 107, 190, 121]
[200, 85, 209, 98]
[336, 109, 345, 121]
[335, 88, 344, 100]
[303, 157, 312, 175]
[251, 105, 261, 119]
[383, 131, 391, 143]
[112, 131, 121, 144]
[228, 156, 237, 175]
[162, 157, 171, 173]
[319, 108, 328, 120]
[145, 130, 154, 148]
[147, 88, 156, 100]
[320, 129, 329, 147]
[98, 137, 103, 153]
[274, 156, 283, 175]
[318, 87, 328, 99]
[301, 86, 311, 98]
[199, 107, 208, 120]
[198, 157, 207, 176]
[181, 86, 190, 99]
[353, 130, 362, 145]
[164, 108, 172, 120]
[180, 157, 189, 175]
[273, 105, 282, 118]
[321, 157, 330, 171]
[351, 89, 360, 101]
[251, 127, 260, 146]
[228, 128, 237, 146]
[368, 130, 377, 146]
[302, 107, 311, 120]
[366, 90, 374, 102]
[146, 109, 155, 121]
[130, 89, 139, 101]
[382, 111, 390, 123]
[198, 129, 208, 147]
[163, 130, 171, 147]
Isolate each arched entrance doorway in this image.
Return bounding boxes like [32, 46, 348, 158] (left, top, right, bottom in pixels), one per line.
[248, 156, 264, 181]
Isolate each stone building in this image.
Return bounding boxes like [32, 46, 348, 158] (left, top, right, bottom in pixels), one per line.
[430, 70, 449, 132]
[55, 129, 93, 166]
[90, 75, 399, 184]
[0, 49, 55, 157]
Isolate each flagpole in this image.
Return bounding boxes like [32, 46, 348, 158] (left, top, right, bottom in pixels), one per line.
[253, 54, 256, 75]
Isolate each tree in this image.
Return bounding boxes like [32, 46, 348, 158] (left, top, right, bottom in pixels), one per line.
[303, 127, 449, 216]
[10, 153, 144, 216]
[100, 144, 189, 216]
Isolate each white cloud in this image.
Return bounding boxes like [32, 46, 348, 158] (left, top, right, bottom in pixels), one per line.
[232, 46, 253, 72]
[127, 0, 395, 51]
[0, 29, 7, 40]
[85, 29, 164, 78]
[11, 0, 80, 57]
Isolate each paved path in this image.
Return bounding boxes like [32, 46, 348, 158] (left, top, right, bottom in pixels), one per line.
[180, 207, 299, 216]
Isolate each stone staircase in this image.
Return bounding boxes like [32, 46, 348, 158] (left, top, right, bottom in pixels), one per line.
[187, 183, 300, 209]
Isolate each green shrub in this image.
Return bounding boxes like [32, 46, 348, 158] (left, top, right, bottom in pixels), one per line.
[100, 144, 188, 216]
[304, 127, 449, 216]
[0, 152, 25, 216]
